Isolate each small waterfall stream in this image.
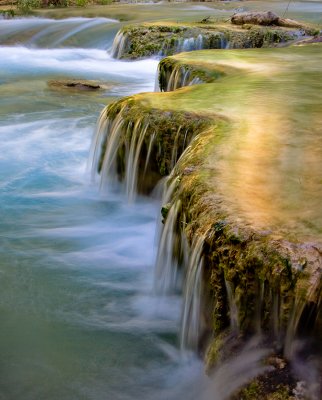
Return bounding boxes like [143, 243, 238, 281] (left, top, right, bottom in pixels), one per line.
[1, 13, 321, 400]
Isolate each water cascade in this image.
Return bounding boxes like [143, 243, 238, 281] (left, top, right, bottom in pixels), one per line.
[2, 10, 321, 400]
[111, 30, 130, 58]
[154, 182, 183, 294]
[180, 235, 205, 351]
[158, 58, 209, 92]
[160, 34, 205, 56]
[152, 126, 322, 396]
[109, 23, 305, 60]
[90, 100, 211, 199]
[0, 16, 211, 400]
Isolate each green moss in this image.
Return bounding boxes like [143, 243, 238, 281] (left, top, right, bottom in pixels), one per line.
[237, 381, 293, 399]
[97, 96, 212, 193]
[115, 22, 307, 59]
[96, 45, 322, 377]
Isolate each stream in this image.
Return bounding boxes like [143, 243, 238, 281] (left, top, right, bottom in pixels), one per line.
[1, 4, 321, 399]
[0, 16, 207, 400]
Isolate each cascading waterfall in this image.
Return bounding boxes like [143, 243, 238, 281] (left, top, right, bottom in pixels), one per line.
[159, 33, 227, 57]
[124, 118, 149, 202]
[154, 196, 183, 294]
[110, 28, 229, 60]
[224, 279, 240, 334]
[90, 99, 209, 200]
[157, 60, 206, 92]
[90, 106, 154, 200]
[154, 188, 205, 352]
[167, 65, 203, 91]
[3, 12, 322, 400]
[171, 34, 204, 54]
[180, 235, 205, 351]
[111, 31, 129, 58]
[89, 24, 321, 398]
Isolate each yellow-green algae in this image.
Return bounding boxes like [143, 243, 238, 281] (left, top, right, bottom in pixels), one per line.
[95, 42, 322, 398]
[98, 42, 321, 334]
[96, 96, 213, 193]
[140, 45, 322, 243]
[32, 1, 322, 26]
[113, 20, 314, 59]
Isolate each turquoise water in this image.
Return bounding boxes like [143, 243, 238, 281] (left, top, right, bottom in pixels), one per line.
[0, 17, 205, 400]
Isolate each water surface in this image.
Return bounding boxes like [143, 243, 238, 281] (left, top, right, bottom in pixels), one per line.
[0, 17, 205, 400]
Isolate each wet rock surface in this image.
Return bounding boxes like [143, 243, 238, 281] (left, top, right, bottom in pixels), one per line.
[47, 79, 103, 91]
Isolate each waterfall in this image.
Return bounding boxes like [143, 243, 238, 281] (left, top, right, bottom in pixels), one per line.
[224, 280, 240, 334]
[158, 61, 205, 92]
[180, 235, 205, 351]
[155, 195, 205, 351]
[90, 105, 152, 200]
[154, 196, 183, 294]
[111, 28, 231, 60]
[124, 118, 149, 202]
[111, 31, 129, 59]
[89, 97, 210, 200]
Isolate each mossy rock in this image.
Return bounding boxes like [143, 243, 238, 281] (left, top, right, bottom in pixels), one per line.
[95, 96, 212, 194]
[112, 21, 310, 59]
[95, 45, 322, 395]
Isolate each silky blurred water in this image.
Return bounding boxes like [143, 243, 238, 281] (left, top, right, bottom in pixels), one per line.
[0, 17, 207, 400]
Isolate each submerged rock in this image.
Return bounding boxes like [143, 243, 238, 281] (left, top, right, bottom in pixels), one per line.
[47, 79, 103, 91]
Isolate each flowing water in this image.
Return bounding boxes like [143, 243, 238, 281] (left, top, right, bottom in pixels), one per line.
[1, 4, 321, 399]
[0, 16, 210, 400]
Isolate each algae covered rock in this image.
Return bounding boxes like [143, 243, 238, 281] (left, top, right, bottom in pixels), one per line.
[93, 44, 322, 397]
[91, 95, 212, 197]
[47, 79, 103, 91]
[111, 22, 304, 60]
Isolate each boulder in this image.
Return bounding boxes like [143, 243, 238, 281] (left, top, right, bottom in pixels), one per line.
[231, 11, 279, 26]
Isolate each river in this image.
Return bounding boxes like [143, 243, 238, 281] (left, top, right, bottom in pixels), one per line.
[0, 16, 208, 400]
